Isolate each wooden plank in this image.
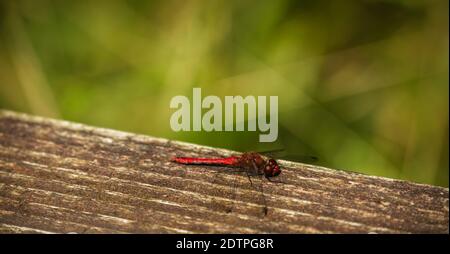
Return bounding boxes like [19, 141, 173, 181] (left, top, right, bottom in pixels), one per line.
[0, 110, 448, 234]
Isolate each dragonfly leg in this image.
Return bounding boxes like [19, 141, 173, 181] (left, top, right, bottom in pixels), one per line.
[252, 161, 268, 216]
[252, 161, 260, 176]
[245, 171, 253, 187]
[226, 173, 238, 214]
[259, 176, 268, 216]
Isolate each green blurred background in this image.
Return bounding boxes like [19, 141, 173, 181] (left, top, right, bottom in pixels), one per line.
[0, 0, 448, 186]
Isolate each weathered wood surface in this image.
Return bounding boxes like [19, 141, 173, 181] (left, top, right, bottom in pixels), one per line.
[0, 110, 448, 234]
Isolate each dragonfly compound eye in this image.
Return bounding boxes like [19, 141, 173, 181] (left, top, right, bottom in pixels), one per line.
[264, 159, 281, 177]
[272, 164, 281, 176]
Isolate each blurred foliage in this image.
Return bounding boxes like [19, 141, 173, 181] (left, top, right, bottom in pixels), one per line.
[0, 0, 448, 186]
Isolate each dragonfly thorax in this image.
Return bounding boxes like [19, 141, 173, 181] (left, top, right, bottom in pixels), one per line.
[238, 152, 281, 178]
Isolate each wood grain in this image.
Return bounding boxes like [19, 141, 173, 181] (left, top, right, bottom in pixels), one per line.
[0, 110, 448, 234]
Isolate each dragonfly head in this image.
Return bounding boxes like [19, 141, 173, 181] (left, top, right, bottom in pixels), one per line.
[264, 159, 281, 178]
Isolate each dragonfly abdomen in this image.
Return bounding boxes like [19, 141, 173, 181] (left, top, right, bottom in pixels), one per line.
[171, 156, 240, 166]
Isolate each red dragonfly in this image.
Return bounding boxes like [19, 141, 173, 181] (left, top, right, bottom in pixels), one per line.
[171, 152, 280, 216]
[171, 150, 316, 215]
[171, 152, 281, 180]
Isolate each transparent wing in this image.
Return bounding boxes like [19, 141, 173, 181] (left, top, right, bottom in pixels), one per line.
[257, 148, 318, 163]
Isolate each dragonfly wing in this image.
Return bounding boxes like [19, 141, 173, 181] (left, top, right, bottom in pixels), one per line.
[256, 149, 318, 163]
[256, 148, 287, 159]
[279, 154, 318, 163]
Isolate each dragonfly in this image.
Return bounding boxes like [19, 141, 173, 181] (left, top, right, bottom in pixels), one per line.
[172, 152, 281, 180]
[171, 150, 317, 216]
